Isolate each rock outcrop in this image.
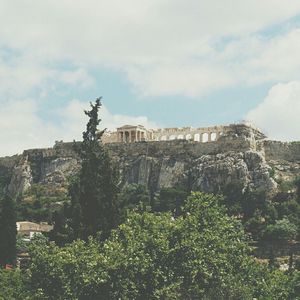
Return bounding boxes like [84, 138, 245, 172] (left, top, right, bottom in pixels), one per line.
[1, 125, 300, 198]
[190, 150, 276, 193]
[8, 156, 33, 196]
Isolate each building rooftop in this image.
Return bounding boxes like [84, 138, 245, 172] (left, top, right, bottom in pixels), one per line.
[17, 221, 53, 233]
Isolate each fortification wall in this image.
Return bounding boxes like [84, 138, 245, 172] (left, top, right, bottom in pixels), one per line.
[263, 141, 300, 162]
[18, 127, 300, 166]
[23, 142, 78, 161]
[0, 155, 20, 169]
[2, 120, 299, 198]
[19, 124, 258, 162]
[106, 137, 252, 160]
[4, 125, 299, 197]
[103, 123, 266, 144]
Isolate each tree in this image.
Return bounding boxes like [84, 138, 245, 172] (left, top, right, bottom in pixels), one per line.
[0, 269, 27, 299]
[241, 188, 268, 221]
[67, 175, 82, 241]
[0, 195, 17, 267]
[261, 218, 298, 243]
[221, 180, 244, 216]
[295, 177, 300, 204]
[153, 187, 188, 215]
[48, 207, 70, 246]
[71, 98, 119, 240]
[26, 192, 296, 299]
[117, 184, 151, 221]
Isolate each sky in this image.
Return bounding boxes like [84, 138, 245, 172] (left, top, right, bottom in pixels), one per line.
[1, 0, 300, 156]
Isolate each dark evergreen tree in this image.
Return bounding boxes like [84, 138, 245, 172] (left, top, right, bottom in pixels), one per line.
[295, 177, 300, 204]
[68, 175, 81, 241]
[73, 98, 119, 240]
[0, 195, 17, 266]
[153, 187, 188, 216]
[221, 180, 244, 216]
[48, 207, 69, 247]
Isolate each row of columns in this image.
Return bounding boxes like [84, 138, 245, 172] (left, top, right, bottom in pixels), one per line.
[116, 130, 223, 143]
[118, 130, 147, 143]
[156, 131, 222, 142]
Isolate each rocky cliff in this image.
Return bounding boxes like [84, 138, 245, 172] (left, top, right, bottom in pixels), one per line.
[1, 125, 299, 198]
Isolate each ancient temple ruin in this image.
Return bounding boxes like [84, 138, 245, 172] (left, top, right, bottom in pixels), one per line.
[116, 125, 154, 142]
[101, 123, 266, 144]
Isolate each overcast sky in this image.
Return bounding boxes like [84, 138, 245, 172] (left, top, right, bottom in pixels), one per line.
[1, 0, 300, 156]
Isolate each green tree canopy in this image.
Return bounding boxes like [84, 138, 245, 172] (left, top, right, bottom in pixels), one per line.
[117, 184, 151, 220]
[26, 192, 296, 299]
[0, 269, 26, 299]
[261, 218, 298, 243]
[153, 187, 188, 215]
[0, 195, 17, 266]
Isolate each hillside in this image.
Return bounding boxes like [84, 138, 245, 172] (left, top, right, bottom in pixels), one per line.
[1, 124, 299, 200]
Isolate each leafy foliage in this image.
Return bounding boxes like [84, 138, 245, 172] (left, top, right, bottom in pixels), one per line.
[0, 165, 12, 197]
[153, 187, 188, 216]
[26, 192, 297, 299]
[295, 177, 300, 204]
[0, 195, 17, 266]
[221, 179, 300, 242]
[117, 184, 151, 221]
[261, 218, 298, 242]
[0, 269, 27, 300]
[15, 184, 69, 223]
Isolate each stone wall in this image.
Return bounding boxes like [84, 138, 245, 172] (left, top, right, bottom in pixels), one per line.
[106, 137, 253, 160]
[263, 141, 300, 162]
[102, 123, 266, 144]
[106, 133, 276, 193]
[2, 124, 300, 197]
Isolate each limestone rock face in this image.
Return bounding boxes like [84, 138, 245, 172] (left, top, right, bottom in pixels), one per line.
[113, 146, 278, 194]
[8, 156, 33, 196]
[6, 145, 80, 197]
[1, 129, 300, 198]
[40, 157, 80, 185]
[116, 155, 188, 192]
[190, 150, 277, 193]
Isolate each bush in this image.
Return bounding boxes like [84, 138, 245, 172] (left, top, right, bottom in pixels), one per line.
[261, 218, 298, 242]
[0, 269, 27, 299]
[26, 192, 295, 299]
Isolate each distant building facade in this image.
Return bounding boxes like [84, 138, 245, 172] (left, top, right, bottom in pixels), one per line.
[17, 221, 53, 240]
[101, 122, 266, 144]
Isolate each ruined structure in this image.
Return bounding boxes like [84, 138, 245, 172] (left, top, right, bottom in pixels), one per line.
[102, 122, 266, 144]
[2, 122, 299, 199]
[117, 125, 153, 142]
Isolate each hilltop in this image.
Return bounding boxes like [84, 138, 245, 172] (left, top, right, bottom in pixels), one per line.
[1, 123, 299, 199]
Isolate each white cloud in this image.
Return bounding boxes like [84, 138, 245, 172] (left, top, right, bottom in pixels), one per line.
[124, 26, 300, 97]
[1, 0, 300, 156]
[0, 50, 95, 99]
[246, 81, 300, 141]
[60, 68, 95, 88]
[127, 62, 236, 97]
[0, 54, 50, 98]
[59, 99, 158, 139]
[100, 105, 158, 130]
[0, 99, 56, 156]
[217, 28, 300, 86]
[1, 1, 300, 97]
[0, 99, 158, 157]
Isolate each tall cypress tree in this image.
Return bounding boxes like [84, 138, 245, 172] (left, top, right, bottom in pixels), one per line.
[73, 98, 119, 240]
[295, 177, 300, 204]
[0, 195, 17, 266]
[67, 175, 81, 241]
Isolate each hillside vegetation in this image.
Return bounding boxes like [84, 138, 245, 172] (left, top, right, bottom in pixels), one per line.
[1, 98, 300, 299]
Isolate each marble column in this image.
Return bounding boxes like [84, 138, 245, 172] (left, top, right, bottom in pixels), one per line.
[208, 133, 212, 142]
